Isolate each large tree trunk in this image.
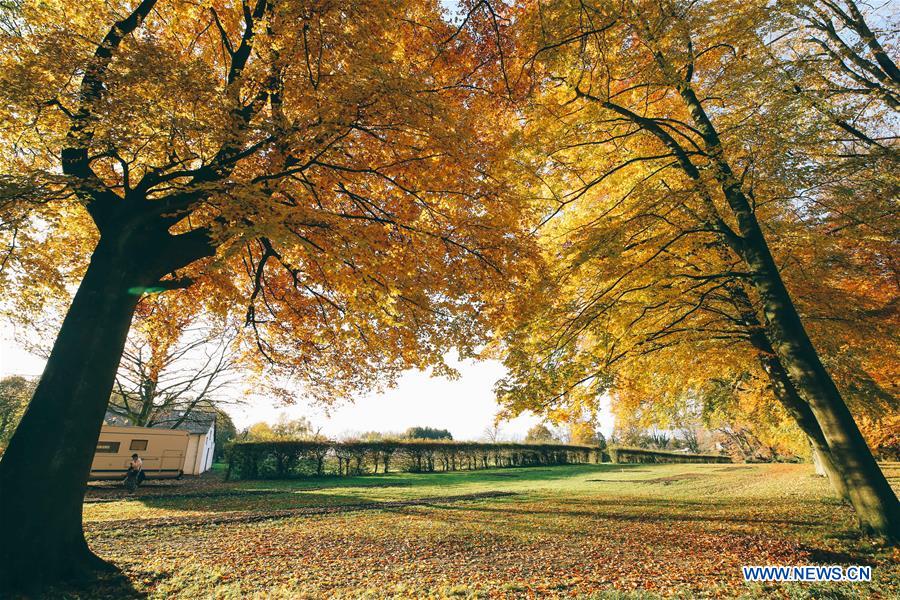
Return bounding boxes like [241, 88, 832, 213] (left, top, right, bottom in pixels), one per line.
[0, 234, 158, 588]
[745, 246, 899, 538]
[676, 85, 899, 539]
[729, 283, 850, 498]
[748, 330, 850, 501]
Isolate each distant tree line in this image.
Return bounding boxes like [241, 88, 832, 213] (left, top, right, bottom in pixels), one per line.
[608, 447, 731, 464]
[404, 426, 452, 440]
[226, 439, 601, 480]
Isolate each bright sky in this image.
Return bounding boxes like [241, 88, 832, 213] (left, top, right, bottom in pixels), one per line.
[0, 329, 614, 441]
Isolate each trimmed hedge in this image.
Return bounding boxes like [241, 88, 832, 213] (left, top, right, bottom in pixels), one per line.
[226, 439, 601, 480]
[608, 446, 731, 464]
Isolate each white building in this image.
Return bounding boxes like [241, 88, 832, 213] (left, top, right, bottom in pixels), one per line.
[177, 413, 216, 475]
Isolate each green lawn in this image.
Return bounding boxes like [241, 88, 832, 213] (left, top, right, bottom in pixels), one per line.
[54, 462, 900, 598]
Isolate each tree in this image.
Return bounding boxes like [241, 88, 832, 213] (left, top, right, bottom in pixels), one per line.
[679, 428, 701, 454]
[645, 430, 671, 451]
[213, 409, 237, 461]
[568, 420, 600, 446]
[243, 416, 315, 441]
[484, 0, 897, 537]
[405, 426, 453, 440]
[525, 423, 557, 443]
[0, 0, 527, 586]
[355, 430, 403, 441]
[272, 416, 318, 440]
[244, 422, 276, 441]
[786, 0, 899, 146]
[482, 423, 504, 443]
[0, 376, 35, 451]
[109, 294, 240, 427]
[241, 415, 322, 442]
[613, 424, 648, 449]
[609, 351, 819, 457]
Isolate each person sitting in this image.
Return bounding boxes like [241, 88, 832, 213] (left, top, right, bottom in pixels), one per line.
[127, 453, 145, 485]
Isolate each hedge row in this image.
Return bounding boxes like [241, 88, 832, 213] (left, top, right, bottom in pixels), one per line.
[225, 439, 602, 480]
[609, 446, 731, 464]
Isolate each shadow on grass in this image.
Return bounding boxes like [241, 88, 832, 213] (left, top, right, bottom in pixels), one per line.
[85, 482, 416, 505]
[88, 464, 665, 504]
[131, 491, 378, 515]
[101, 464, 739, 516]
[89, 465, 638, 515]
[230, 463, 649, 491]
[587, 473, 705, 485]
[425, 497, 828, 528]
[87, 491, 517, 531]
[20, 568, 147, 600]
[797, 545, 878, 567]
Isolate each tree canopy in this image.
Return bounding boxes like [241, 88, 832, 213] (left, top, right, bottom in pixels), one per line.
[474, 0, 897, 536]
[0, 0, 897, 587]
[0, 0, 532, 399]
[0, 0, 534, 585]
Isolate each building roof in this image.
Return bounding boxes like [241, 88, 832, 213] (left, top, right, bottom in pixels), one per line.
[105, 410, 216, 435]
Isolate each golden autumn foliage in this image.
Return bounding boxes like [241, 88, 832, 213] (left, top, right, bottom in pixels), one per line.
[0, 0, 898, 588]
[0, 0, 534, 400]
[567, 419, 601, 445]
[0, 3, 546, 581]
[487, 0, 897, 455]
[609, 352, 811, 459]
[858, 414, 900, 461]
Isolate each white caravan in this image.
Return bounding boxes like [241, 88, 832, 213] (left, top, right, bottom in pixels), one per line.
[89, 425, 189, 480]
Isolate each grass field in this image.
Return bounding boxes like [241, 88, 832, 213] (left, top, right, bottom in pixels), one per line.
[55, 462, 900, 598]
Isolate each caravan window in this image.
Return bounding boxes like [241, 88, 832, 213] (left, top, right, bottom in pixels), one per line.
[129, 439, 148, 451]
[96, 441, 120, 453]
